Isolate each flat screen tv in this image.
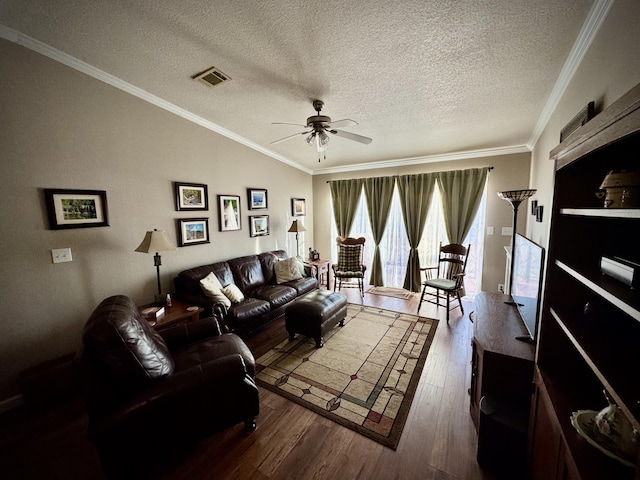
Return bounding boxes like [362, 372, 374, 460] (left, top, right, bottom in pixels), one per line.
[510, 234, 545, 342]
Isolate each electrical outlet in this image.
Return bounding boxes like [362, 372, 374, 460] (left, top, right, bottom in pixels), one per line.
[498, 284, 504, 293]
[51, 248, 72, 263]
[486, 226, 494, 235]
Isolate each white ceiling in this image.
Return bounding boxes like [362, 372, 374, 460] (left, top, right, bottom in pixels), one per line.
[0, 0, 604, 174]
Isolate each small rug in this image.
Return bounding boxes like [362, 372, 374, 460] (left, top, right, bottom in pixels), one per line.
[255, 304, 438, 449]
[366, 286, 414, 299]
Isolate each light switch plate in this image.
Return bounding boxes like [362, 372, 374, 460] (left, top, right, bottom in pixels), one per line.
[501, 227, 513, 236]
[51, 248, 72, 263]
[486, 226, 494, 235]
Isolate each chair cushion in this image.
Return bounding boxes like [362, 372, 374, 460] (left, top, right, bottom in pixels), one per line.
[337, 244, 363, 272]
[423, 278, 457, 290]
[82, 295, 174, 390]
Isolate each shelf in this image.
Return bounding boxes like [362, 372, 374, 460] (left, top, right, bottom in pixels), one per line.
[560, 208, 640, 219]
[536, 368, 636, 480]
[548, 307, 640, 431]
[555, 261, 640, 322]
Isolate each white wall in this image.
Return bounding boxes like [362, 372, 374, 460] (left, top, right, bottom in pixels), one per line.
[0, 39, 312, 401]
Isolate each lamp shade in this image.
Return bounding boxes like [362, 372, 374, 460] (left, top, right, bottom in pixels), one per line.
[497, 189, 537, 205]
[287, 220, 307, 233]
[135, 230, 176, 253]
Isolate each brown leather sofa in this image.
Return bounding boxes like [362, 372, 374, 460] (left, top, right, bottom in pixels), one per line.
[77, 295, 259, 478]
[173, 250, 318, 336]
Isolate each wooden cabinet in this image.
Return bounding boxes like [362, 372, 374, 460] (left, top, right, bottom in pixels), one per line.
[470, 292, 535, 428]
[529, 83, 640, 480]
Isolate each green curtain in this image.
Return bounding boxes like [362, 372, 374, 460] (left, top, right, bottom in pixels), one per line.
[437, 168, 488, 244]
[396, 173, 437, 292]
[329, 179, 365, 237]
[363, 177, 395, 286]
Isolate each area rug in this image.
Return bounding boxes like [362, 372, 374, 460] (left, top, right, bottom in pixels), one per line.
[255, 304, 438, 449]
[366, 286, 414, 299]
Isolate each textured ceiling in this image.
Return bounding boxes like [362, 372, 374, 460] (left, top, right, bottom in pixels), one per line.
[0, 0, 597, 173]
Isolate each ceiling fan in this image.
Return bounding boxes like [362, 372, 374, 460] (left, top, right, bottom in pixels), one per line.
[271, 100, 372, 161]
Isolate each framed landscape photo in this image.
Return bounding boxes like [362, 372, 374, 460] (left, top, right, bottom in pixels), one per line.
[247, 188, 268, 210]
[178, 218, 210, 246]
[44, 188, 109, 230]
[249, 215, 269, 237]
[218, 194, 241, 231]
[292, 197, 306, 216]
[174, 182, 208, 211]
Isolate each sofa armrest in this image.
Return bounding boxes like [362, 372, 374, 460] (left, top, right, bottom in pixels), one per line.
[159, 318, 222, 349]
[88, 353, 252, 436]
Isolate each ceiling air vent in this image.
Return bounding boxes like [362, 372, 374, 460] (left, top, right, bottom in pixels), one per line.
[193, 66, 231, 88]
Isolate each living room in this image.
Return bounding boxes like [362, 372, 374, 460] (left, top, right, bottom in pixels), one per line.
[1, 0, 639, 478]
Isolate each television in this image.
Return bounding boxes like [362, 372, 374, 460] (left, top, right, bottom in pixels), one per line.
[510, 234, 546, 342]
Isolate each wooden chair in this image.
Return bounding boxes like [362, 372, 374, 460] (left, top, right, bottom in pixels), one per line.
[417, 243, 470, 322]
[332, 236, 367, 297]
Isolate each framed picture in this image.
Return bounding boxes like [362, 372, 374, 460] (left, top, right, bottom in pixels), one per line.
[174, 182, 208, 211]
[292, 198, 306, 216]
[249, 215, 269, 237]
[44, 188, 109, 230]
[178, 218, 210, 246]
[247, 188, 268, 210]
[560, 101, 595, 143]
[218, 194, 241, 231]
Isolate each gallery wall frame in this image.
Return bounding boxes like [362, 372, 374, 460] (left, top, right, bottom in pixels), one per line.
[249, 215, 269, 237]
[247, 188, 268, 210]
[218, 194, 241, 231]
[178, 217, 210, 246]
[291, 197, 306, 216]
[44, 188, 109, 230]
[174, 182, 208, 211]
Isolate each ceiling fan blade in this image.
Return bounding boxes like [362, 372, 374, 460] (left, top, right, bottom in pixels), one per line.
[329, 129, 373, 145]
[327, 119, 358, 128]
[270, 130, 311, 144]
[272, 122, 307, 128]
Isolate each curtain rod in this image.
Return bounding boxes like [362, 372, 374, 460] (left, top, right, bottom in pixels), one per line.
[326, 166, 494, 183]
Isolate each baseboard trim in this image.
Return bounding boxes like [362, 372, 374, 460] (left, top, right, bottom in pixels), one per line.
[0, 394, 24, 413]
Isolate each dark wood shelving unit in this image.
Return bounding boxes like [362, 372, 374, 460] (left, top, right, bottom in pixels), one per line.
[528, 82, 640, 480]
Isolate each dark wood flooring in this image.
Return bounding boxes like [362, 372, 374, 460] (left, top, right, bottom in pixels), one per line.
[0, 288, 497, 479]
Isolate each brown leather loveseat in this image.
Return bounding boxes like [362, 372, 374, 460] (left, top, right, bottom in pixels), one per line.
[174, 250, 318, 336]
[77, 295, 259, 478]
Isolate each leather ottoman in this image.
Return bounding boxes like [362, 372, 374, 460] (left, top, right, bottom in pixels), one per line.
[285, 290, 348, 347]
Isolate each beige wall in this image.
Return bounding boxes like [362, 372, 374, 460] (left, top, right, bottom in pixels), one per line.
[529, 0, 640, 249]
[312, 153, 531, 295]
[0, 39, 312, 401]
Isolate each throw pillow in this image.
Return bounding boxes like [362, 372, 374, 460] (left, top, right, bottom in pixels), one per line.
[200, 272, 231, 308]
[274, 256, 303, 284]
[221, 283, 245, 303]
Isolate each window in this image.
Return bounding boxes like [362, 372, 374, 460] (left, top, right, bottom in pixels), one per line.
[331, 183, 486, 297]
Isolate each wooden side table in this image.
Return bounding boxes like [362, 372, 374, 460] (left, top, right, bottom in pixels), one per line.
[304, 258, 331, 289]
[139, 298, 204, 330]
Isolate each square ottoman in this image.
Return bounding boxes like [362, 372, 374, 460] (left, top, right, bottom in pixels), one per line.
[285, 290, 348, 348]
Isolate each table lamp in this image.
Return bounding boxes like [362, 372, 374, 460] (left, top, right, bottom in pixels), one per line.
[135, 229, 176, 303]
[287, 220, 306, 258]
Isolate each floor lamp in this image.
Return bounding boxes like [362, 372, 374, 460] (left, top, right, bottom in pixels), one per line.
[287, 220, 306, 258]
[135, 229, 176, 303]
[498, 189, 536, 295]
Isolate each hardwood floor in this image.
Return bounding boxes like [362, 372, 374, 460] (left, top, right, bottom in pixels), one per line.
[0, 288, 496, 479]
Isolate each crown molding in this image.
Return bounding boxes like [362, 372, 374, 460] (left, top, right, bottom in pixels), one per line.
[311, 145, 531, 175]
[527, 0, 614, 148]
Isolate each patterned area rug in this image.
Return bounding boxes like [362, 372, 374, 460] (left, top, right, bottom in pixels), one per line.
[365, 286, 414, 299]
[255, 304, 438, 449]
